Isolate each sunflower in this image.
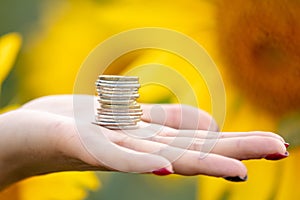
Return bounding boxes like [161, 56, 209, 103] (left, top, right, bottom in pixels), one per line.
[0, 33, 100, 200]
[217, 0, 300, 117]
[198, 0, 300, 199]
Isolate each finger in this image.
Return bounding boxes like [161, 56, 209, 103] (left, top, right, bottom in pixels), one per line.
[61, 121, 173, 174]
[141, 104, 219, 131]
[118, 122, 286, 158]
[106, 130, 247, 179]
[154, 126, 285, 143]
[171, 150, 248, 181]
[151, 135, 288, 160]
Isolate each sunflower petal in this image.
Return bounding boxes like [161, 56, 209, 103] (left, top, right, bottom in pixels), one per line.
[275, 149, 300, 200]
[198, 176, 229, 200]
[0, 33, 22, 85]
[18, 172, 100, 200]
[229, 160, 280, 200]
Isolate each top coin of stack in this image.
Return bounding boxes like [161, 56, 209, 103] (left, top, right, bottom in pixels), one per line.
[95, 75, 142, 130]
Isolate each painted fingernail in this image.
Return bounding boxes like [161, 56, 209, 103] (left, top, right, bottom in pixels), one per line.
[265, 151, 289, 160]
[224, 175, 248, 182]
[284, 143, 290, 148]
[152, 168, 173, 176]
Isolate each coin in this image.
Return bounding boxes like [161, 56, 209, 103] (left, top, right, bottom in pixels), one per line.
[99, 124, 140, 130]
[98, 99, 136, 105]
[95, 121, 137, 126]
[99, 94, 140, 99]
[96, 83, 140, 88]
[96, 87, 139, 93]
[97, 80, 139, 85]
[98, 75, 139, 81]
[100, 103, 140, 109]
[97, 109, 143, 116]
[96, 89, 138, 94]
[95, 75, 142, 130]
[96, 115, 141, 121]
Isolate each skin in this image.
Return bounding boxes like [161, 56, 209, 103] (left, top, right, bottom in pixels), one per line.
[0, 95, 288, 190]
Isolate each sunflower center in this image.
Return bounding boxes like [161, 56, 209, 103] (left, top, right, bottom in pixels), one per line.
[252, 38, 284, 69]
[217, 0, 300, 116]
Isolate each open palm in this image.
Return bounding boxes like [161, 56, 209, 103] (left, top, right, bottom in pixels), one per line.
[0, 95, 288, 190]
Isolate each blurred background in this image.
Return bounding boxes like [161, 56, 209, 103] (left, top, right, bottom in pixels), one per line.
[1, 0, 300, 199]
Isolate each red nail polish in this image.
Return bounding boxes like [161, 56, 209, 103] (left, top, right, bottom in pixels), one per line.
[265, 152, 289, 160]
[284, 143, 290, 148]
[152, 168, 173, 176]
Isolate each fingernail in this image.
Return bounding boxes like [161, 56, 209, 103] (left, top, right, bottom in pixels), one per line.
[265, 151, 289, 160]
[152, 168, 173, 176]
[224, 175, 248, 182]
[284, 143, 290, 148]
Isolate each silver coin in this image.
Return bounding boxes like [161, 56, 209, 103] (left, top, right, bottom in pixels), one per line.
[95, 121, 137, 126]
[97, 107, 142, 112]
[98, 80, 139, 85]
[98, 75, 139, 81]
[96, 119, 141, 124]
[102, 124, 140, 130]
[97, 88, 138, 93]
[96, 83, 141, 89]
[98, 99, 137, 105]
[97, 91, 139, 97]
[97, 113, 143, 118]
[97, 110, 143, 116]
[97, 109, 143, 114]
[100, 103, 140, 109]
[97, 85, 139, 89]
[98, 79, 138, 82]
[98, 97, 139, 101]
[100, 125, 140, 130]
[97, 113, 141, 118]
[96, 114, 141, 120]
[92, 122, 139, 130]
[96, 83, 140, 88]
[99, 93, 140, 99]
[97, 108, 143, 113]
[96, 119, 140, 123]
[96, 87, 139, 93]
[97, 112, 142, 116]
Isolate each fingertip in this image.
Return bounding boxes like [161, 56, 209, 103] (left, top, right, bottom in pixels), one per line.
[141, 154, 174, 174]
[152, 157, 174, 174]
[230, 159, 248, 178]
[264, 151, 289, 160]
[284, 142, 290, 148]
[216, 157, 248, 181]
[266, 137, 288, 155]
[152, 165, 174, 176]
[224, 175, 248, 182]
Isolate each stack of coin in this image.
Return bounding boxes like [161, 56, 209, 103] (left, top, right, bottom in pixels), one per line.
[95, 75, 143, 130]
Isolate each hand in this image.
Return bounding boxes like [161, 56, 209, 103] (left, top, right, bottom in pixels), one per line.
[0, 95, 288, 190]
